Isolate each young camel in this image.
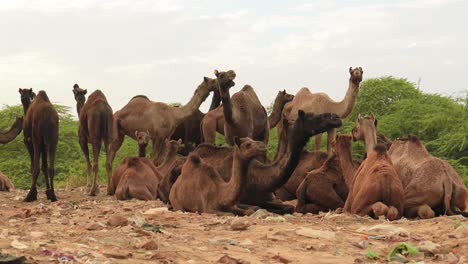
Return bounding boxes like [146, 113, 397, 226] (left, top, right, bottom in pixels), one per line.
[73, 84, 113, 196]
[0, 171, 14, 192]
[281, 67, 363, 156]
[157, 139, 185, 203]
[191, 111, 343, 214]
[0, 116, 23, 144]
[112, 131, 162, 200]
[201, 90, 294, 144]
[107, 71, 235, 192]
[389, 136, 468, 218]
[21, 90, 59, 202]
[344, 114, 404, 220]
[169, 137, 267, 214]
[295, 134, 359, 213]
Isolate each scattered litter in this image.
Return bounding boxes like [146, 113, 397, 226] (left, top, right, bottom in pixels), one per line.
[40, 250, 75, 262]
[0, 252, 26, 263]
[143, 207, 168, 215]
[208, 237, 237, 245]
[387, 242, 419, 261]
[141, 223, 163, 233]
[10, 240, 28, 250]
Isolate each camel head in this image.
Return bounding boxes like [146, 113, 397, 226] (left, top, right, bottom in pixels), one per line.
[214, 69, 237, 98]
[165, 138, 183, 152]
[352, 113, 377, 141]
[388, 135, 423, 156]
[233, 137, 267, 160]
[72, 84, 87, 104]
[275, 89, 294, 105]
[335, 134, 353, 152]
[349, 67, 363, 85]
[18, 88, 35, 102]
[135, 130, 151, 146]
[294, 111, 343, 139]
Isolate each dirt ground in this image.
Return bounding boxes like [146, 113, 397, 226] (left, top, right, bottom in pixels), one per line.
[0, 187, 467, 264]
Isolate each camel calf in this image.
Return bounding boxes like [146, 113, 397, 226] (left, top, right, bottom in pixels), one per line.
[0, 172, 14, 192]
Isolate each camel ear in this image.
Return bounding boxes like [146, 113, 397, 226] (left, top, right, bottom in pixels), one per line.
[177, 139, 182, 145]
[204, 76, 209, 82]
[374, 119, 378, 128]
[359, 67, 363, 73]
[282, 89, 286, 94]
[234, 136, 241, 147]
[83, 89, 87, 95]
[135, 130, 139, 137]
[28, 88, 32, 92]
[282, 118, 289, 129]
[349, 67, 353, 73]
[73, 84, 79, 89]
[18, 88, 21, 93]
[189, 155, 201, 165]
[214, 69, 220, 77]
[298, 110, 305, 120]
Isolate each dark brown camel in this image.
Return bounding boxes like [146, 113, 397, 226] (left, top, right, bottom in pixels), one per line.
[191, 111, 343, 214]
[21, 90, 59, 202]
[0, 116, 23, 144]
[157, 139, 184, 203]
[73, 84, 113, 196]
[107, 71, 234, 194]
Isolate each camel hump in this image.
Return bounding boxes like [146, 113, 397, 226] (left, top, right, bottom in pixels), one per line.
[126, 157, 142, 168]
[131, 95, 149, 100]
[408, 134, 421, 143]
[241, 85, 254, 92]
[374, 144, 387, 154]
[35, 91, 51, 102]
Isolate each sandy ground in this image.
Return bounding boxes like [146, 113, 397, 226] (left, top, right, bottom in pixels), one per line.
[0, 187, 467, 264]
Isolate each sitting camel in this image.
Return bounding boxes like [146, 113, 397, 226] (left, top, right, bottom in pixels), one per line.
[281, 67, 363, 155]
[0, 171, 14, 192]
[20, 90, 59, 202]
[0, 116, 23, 144]
[201, 89, 294, 144]
[107, 70, 235, 193]
[389, 135, 468, 218]
[344, 114, 404, 220]
[157, 139, 185, 203]
[191, 111, 343, 214]
[73, 84, 113, 196]
[112, 131, 162, 200]
[295, 134, 359, 213]
[215, 69, 268, 145]
[169, 137, 267, 214]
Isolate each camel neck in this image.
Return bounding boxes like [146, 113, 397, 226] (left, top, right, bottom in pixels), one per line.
[273, 124, 288, 162]
[335, 145, 355, 189]
[178, 84, 210, 121]
[21, 99, 31, 115]
[138, 144, 147, 158]
[209, 93, 221, 111]
[364, 128, 377, 155]
[336, 80, 359, 118]
[268, 101, 286, 129]
[76, 101, 84, 117]
[220, 90, 234, 124]
[0, 118, 22, 144]
[157, 147, 177, 170]
[220, 148, 248, 207]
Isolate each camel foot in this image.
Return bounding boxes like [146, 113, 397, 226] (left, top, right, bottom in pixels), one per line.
[45, 189, 58, 202]
[387, 206, 399, 221]
[85, 185, 92, 194]
[24, 189, 38, 202]
[417, 205, 435, 219]
[107, 186, 115, 196]
[88, 185, 100, 196]
[371, 202, 389, 219]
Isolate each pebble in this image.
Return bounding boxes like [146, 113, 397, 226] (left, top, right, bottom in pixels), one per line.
[107, 215, 129, 227]
[230, 219, 249, 231]
[295, 227, 336, 239]
[418, 240, 440, 254]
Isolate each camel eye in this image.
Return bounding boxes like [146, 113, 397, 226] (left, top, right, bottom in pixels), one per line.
[246, 143, 251, 148]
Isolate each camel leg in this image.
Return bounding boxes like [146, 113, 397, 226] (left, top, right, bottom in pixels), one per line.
[151, 138, 166, 166]
[103, 139, 112, 195]
[40, 146, 51, 194]
[24, 143, 40, 202]
[201, 116, 217, 144]
[314, 134, 322, 151]
[106, 131, 124, 195]
[89, 142, 101, 196]
[46, 140, 57, 202]
[78, 136, 92, 193]
[295, 203, 326, 214]
[260, 201, 295, 215]
[405, 205, 435, 219]
[327, 128, 336, 157]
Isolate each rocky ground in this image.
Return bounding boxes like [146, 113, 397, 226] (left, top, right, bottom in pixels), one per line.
[0, 187, 467, 264]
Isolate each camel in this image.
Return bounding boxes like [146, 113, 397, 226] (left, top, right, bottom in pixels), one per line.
[0, 116, 23, 144]
[73, 84, 113, 196]
[0, 171, 14, 192]
[106, 71, 235, 193]
[112, 131, 162, 200]
[170, 109, 204, 155]
[157, 139, 185, 203]
[389, 135, 468, 218]
[191, 111, 343, 214]
[201, 89, 294, 144]
[19, 88, 36, 115]
[215, 69, 268, 145]
[169, 137, 267, 214]
[282, 67, 363, 156]
[344, 114, 404, 220]
[295, 134, 359, 213]
[21, 90, 59, 202]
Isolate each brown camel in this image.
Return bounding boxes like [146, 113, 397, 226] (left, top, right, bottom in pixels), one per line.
[0, 171, 14, 192]
[73, 84, 113, 196]
[19, 88, 36, 115]
[112, 131, 162, 200]
[201, 89, 294, 144]
[0, 116, 23, 144]
[389, 135, 468, 218]
[344, 114, 404, 220]
[191, 111, 343, 214]
[169, 137, 267, 214]
[215, 69, 268, 145]
[107, 71, 235, 193]
[282, 67, 363, 155]
[157, 138, 185, 203]
[295, 134, 359, 213]
[21, 90, 59, 202]
[170, 109, 204, 155]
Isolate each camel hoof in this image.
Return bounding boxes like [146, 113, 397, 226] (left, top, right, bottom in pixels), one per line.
[107, 187, 114, 196]
[24, 191, 37, 202]
[45, 189, 58, 202]
[88, 185, 100, 196]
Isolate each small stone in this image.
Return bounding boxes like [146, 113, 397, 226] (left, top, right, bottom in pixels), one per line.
[353, 240, 368, 249]
[296, 227, 336, 239]
[139, 240, 158, 250]
[103, 250, 132, 259]
[418, 241, 440, 254]
[293, 212, 303, 217]
[357, 224, 410, 237]
[230, 219, 249, 231]
[446, 253, 458, 263]
[30, 231, 45, 238]
[11, 240, 28, 249]
[449, 225, 468, 239]
[249, 209, 270, 219]
[86, 223, 105, 231]
[265, 216, 287, 222]
[107, 215, 128, 227]
[217, 254, 246, 264]
[208, 237, 237, 245]
[143, 207, 168, 215]
[240, 239, 254, 246]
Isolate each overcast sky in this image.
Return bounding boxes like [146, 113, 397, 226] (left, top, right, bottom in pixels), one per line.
[1, 0, 466, 114]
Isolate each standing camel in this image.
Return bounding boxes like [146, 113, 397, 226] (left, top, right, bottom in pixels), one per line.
[106, 71, 235, 194]
[72, 84, 113, 196]
[21, 90, 59, 202]
[0, 116, 23, 144]
[282, 67, 363, 156]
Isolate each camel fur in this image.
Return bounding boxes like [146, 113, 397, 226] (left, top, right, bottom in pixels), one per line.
[0, 171, 14, 192]
[73, 84, 113, 196]
[282, 67, 363, 156]
[21, 90, 59, 202]
[169, 137, 267, 214]
[344, 114, 404, 220]
[0, 116, 23, 144]
[389, 135, 468, 218]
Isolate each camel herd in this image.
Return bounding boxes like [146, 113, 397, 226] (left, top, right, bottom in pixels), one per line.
[0, 67, 467, 220]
